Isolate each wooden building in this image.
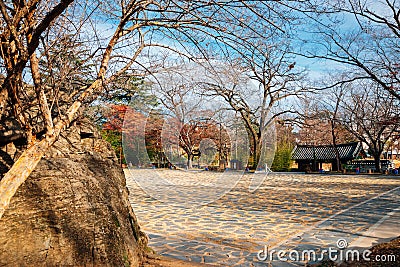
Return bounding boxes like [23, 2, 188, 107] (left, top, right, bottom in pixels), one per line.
[292, 142, 363, 172]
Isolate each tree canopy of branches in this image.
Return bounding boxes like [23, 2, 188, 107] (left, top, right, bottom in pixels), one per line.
[200, 49, 307, 169]
[338, 81, 400, 172]
[296, 0, 400, 100]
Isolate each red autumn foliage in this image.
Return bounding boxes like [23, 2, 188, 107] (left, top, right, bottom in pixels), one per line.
[102, 105, 129, 131]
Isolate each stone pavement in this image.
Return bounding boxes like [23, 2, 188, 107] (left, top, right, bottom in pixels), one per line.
[125, 170, 400, 266]
[268, 185, 400, 266]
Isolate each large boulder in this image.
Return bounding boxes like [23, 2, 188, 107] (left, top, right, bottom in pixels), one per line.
[0, 119, 147, 266]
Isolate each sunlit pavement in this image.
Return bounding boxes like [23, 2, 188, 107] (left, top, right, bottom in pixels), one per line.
[126, 170, 400, 266]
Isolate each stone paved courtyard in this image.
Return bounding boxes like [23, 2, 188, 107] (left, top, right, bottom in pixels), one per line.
[126, 170, 400, 266]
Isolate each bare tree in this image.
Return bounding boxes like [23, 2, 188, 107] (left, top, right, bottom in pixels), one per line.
[338, 81, 400, 172]
[297, 96, 353, 146]
[295, 0, 400, 100]
[150, 65, 208, 168]
[297, 88, 356, 171]
[200, 41, 308, 169]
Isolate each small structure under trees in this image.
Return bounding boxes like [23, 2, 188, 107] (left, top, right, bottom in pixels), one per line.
[292, 142, 363, 172]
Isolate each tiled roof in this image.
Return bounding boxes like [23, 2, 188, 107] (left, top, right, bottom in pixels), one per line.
[292, 142, 362, 161]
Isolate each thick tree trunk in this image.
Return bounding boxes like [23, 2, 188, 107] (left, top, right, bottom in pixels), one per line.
[253, 140, 262, 169]
[187, 156, 193, 169]
[373, 153, 381, 173]
[248, 132, 261, 170]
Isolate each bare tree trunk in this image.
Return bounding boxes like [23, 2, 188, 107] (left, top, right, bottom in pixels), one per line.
[253, 139, 261, 169]
[0, 136, 56, 218]
[373, 153, 381, 173]
[331, 120, 341, 171]
[331, 90, 343, 172]
[187, 155, 193, 169]
[246, 127, 260, 170]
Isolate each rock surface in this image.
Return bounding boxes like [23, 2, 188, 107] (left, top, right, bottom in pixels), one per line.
[0, 118, 147, 266]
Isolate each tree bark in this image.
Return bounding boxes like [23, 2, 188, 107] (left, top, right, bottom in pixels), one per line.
[373, 152, 381, 173]
[253, 139, 262, 169]
[331, 120, 341, 171]
[187, 156, 193, 169]
[0, 135, 56, 219]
